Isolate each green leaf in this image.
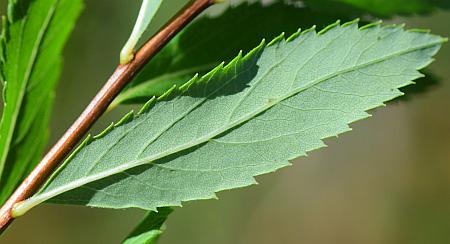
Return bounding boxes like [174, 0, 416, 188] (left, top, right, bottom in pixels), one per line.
[0, 0, 83, 204]
[123, 208, 173, 244]
[111, 2, 345, 107]
[302, 0, 449, 17]
[13, 21, 445, 215]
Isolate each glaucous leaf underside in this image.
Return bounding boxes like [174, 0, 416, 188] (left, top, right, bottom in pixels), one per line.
[14, 20, 445, 215]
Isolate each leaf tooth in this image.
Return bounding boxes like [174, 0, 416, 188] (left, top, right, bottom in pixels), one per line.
[401, 71, 425, 86]
[318, 19, 340, 35]
[342, 18, 360, 28]
[144, 205, 159, 212]
[360, 20, 383, 30]
[137, 96, 157, 115]
[417, 57, 436, 70]
[156, 84, 177, 101]
[413, 70, 425, 79]
[408, 28, 431, 33]
[179, 73, 200, 92]
[211, 193, 219, 200]
[390, 90, 406, 100]
[242, 39, 265, 61]
[75, 135, 93, 156]
[201, 62, 222, 80]
[247, 177, 258, 185]
[114, 110, 135, 127]
[295, 151, 308, 159]
[195, 61, 227, 88]
[301, 25, 316, 35]
[93, 123, 115, 140]
[319, 125, 352, 141]
[267, 32, 285, 46]
[286, 28, 301, 43]
[223, 50, 243, 71]
[92, 109, 134, 143]
[203, 59, 226, 82]
[173, 201, 183, 207]
[382, 23, 405, 31]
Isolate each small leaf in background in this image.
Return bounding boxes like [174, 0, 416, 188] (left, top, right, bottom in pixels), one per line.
[123, 208, 173, 244]
[0, 0, 83, 204]
[302, 0, 449, 17]
[12, 20, 445, 216]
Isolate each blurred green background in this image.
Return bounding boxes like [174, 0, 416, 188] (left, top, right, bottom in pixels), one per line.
[2, 0, 450, 243]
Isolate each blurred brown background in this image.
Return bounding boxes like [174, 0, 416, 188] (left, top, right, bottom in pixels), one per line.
[1, 0, 450, 243]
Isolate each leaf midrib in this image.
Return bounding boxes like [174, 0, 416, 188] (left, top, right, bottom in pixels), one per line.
[27, 38, 443, 208]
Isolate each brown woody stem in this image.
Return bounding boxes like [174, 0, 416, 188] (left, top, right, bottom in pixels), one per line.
[0, 0, 216, 232]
